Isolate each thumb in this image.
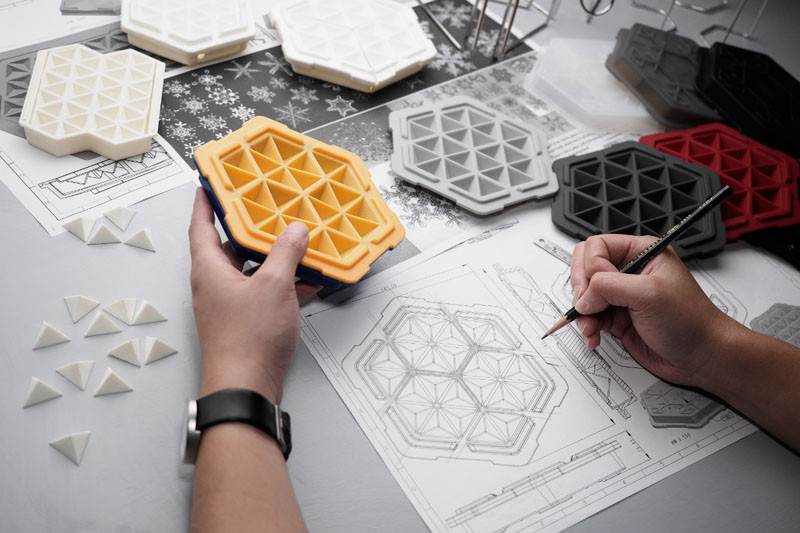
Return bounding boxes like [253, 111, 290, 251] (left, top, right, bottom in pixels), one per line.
[575, 272, 656, 316]
[256, 222, 310, 284]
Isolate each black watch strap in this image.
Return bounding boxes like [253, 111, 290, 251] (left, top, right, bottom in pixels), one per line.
[196, 388, 292, 459]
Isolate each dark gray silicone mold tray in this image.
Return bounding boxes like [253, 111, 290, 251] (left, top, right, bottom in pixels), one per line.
[551, 141, 726, 260]
[606, 24, 721, 130]
[389, 96, 557, 215]
[750, 303, 800, 347]
[641, 381, 725, 428]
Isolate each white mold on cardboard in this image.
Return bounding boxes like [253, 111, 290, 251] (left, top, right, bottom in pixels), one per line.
[86, 222, 121, 245]
[23, 377, 63, 408]
[104, 206, 136, 231]
[121, 0, 256, 66]
[526, 38, 661, 134]
[94, 367, 133, 396]
[62, 217, 94, 242]
[270, 0, 436, 93]
[124, 228, 155, 252]
[49, 431, 91, 466]
[18, 43, 165, 160]
[104, 298, 138, 325]
[144, 336, 177, 365]
[108, 338, 142, 367]
[64, 295, 100, 323]
[131, 300, 167, 325]
[33, 321, 71, 350]
[56, 360, 95, 390]
[389, 96, 558, 215]
[84, 311, 122, 337]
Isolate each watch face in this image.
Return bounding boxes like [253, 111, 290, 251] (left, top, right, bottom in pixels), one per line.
[182, 399, 200, 465]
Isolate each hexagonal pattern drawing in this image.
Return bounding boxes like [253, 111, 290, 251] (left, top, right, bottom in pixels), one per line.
[750, 303, 800, 348]
[345, 297, 567, 464]
[551, 141, 726, 260]
[194, 116, 405, 288]
[390, 96, 557, 215]
[640, 381, 725, 428]
[19, 44, 164, 160]
[121, 0, 255, 65]
[269, 0, 436, 93]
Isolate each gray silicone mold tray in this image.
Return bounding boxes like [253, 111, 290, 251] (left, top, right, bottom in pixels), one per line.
[640, 381, 725, 428]
[606, 24, 721, 130]
[389, 96, 557, 215]
[750, 303, 800, 347]
[551, 141, 726, 260]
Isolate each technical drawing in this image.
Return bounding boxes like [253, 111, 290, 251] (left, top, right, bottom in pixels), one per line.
[343, 297, 567, 464]
[750, 303, 800, 348]
[496, 265, 637, 419]
[640, 381, 725, 428]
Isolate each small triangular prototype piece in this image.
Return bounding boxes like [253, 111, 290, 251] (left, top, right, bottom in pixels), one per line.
[62, 217, 94, 242]
[108, 339, 141, 367]
[104, 298, 138, 325]
[144, 336, 177, 365]
[56, 360, 95, 390]
[23, 377, 63, 407]
[33, 321, 71, 350]
[64, 295, 100, 323]
[132, 300, 167, 325]
[104, 206, 136, 231]
[84, 312, 122, 337]
[86, 222, 121, 245]
[124, 228, 155, 252]
[94, 368, 133, 396]
[50, 431, 91, 465]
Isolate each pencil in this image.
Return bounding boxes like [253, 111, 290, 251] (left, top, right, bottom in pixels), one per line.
[541, 185, 733, 340]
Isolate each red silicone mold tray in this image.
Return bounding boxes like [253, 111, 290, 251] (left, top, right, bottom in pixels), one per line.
[640, 123, 800, 241]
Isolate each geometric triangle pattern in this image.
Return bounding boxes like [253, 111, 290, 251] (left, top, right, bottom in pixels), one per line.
[640, 380, 725, 428]
[640, 123, 800, 241]
[270, 0, 436, 93]
[124, 228, 156, 252]
[19, 44, 164, 160]
[33, 321, 71, 350]
[23, 377, 63, 408]
[131, 300, 167, 325]
[194, 116, 406, 288]
[86, 222, 121, 245]
[56, 360, 95, 390]
[750, 303, 800, 348]
[64, 294, 101, 323]
[551, 141, 727, 260]
[49, 431, 91, 466]
[104, 206, 136, 231]
[94, 367, 133, 396]
[144, 336, 177, 365]
[84, 311, 123, 337]
[108, 339, 142, 367]
[104, 298, 138, 325]
[389, 96, 558, 216]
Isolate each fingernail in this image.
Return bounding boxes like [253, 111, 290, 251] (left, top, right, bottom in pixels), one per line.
[285, 222, 308, 237]
[572, 285, 583, 305]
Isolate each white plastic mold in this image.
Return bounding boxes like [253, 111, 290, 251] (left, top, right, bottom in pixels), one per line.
[64, 295, 100, 323]
[124, 228, 155, 252]
[144, 336, 177, 365]
[104, 206, 136, 231]
[108, 339, 142, 367]
[56, 361, 95, 390]
[23, 377, 63, 408]
[84, 311, 122, 337]
[19, 43, 164, 160]
[526, 39, 661, 134]
[50, 431, 91, 466]
[94, 367, 133, 396]
[33, 321, 71, 350]
[270, 0, 436, 93]
[121, 0, 256, 66]
[389, 96, 558, 215]
[62, 217, 94, 242]
[105, 298, 138, 325]
[131, 300, 166, 325]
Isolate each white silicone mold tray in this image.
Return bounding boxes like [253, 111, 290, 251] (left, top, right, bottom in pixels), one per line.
[19, 44, 164, 160]
[527, 38, 661, 134]
[389, 96, 558, 215]
[269, 0, 436, 93]
[121, 0, 255, 66]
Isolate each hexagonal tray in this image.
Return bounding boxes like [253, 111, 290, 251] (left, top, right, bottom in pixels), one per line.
[640, 381, 725, 428]
[269, 0, 436, 93]
[121, 0, 255, 66]
[19, 44, 164, 160]
[527, 38, 661, 134]
[389, 96, 557, 216]
[194, 116, 405, 288]
[750, 303, 800, 348]
[697, 42, 800, 156]
[605, 24, 721, 130]
[640, 123, 800, 241]
[551, 141, 726, 260]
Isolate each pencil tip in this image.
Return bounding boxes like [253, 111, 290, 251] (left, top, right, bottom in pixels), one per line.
[540, 333, 548, 340]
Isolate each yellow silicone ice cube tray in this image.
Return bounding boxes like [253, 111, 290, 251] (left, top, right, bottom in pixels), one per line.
[194, 117, 405, 286]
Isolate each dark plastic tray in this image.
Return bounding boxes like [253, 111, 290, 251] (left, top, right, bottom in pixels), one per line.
[551, 141, 726, 260]
[605, 24, 721, 129]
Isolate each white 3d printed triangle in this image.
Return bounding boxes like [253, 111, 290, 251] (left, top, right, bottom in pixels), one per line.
[124, 228, 155, 252]
[104, 298, 138, 325]
[23, 377, 63, 407]
[33, 321, 71, 350]
[86, 222, 121, 245]
[104, 206, 136, 231]
[84, 311, 122, 337]
[19, 44, 165, 160]
[108, 339, 142, 367]
[62, 217, 94, 242]
[56, 360, 95, 390]
[50, 431, 91, 465]
[131, 300, 167, 325]
[94, 368, 133, 396]
[144, 336, 177, 365]
[64, 295, 100, 323]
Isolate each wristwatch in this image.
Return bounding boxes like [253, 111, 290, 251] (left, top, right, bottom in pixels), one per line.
[182, 388, 292, 464]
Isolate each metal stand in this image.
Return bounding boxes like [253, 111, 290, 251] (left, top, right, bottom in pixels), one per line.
[630, 0, 678, 31]
[463, 0, 561, 59]
[699, 0, 769, 45]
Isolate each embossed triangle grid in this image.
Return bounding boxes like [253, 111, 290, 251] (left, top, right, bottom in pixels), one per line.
[750, 304, 800, 348]
[640, 380, 724, 428]
[641, 123, 800, 241]
[389, 96, 557, 215]
[269, 0, 436, 92]
[551, 141, 727, 260]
